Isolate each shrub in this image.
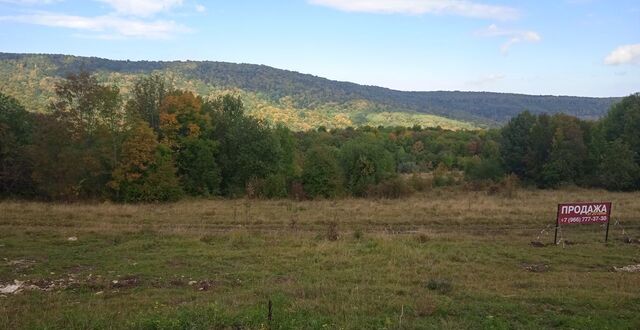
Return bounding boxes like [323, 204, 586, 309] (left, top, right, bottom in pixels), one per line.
[339, 136, 395, 196]
[433, 163, 455, 187]
[408, 174, 432, 192]
[302, 146, 343, 198]
[464, 155, 504, 182]
[260, 174, 288, 199]
[365, 177, 414, 199]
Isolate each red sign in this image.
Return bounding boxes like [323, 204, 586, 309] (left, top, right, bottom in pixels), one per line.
[557, 202, 611, 225]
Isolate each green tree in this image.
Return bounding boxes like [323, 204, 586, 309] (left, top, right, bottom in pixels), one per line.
[208, 95, 283, 196]
[501, 111, 535, 178]
[601, 93, 640, 157]
[43, 72, 126, 198]
[142, 144, 184, 202]
[540, 115, 588, 187]
[598, 139, 640, 191]
[29, 114, 90, 200]
[0, 93, 34, 196]
[302, 146, 343, 198]
[126, 74, 169, 132]
[176, 138, 220, 196]
[525, 114, 553, 182]
[464, 156, 504, 182]
[339, 135, 395, 196]
[50, 71, 121, 138]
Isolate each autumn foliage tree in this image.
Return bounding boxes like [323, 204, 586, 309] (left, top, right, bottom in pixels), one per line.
[109, 121, 183, 202]
[2, 71, 639, 201]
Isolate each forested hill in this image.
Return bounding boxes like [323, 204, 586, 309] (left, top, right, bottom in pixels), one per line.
[0, 52, 621, 128]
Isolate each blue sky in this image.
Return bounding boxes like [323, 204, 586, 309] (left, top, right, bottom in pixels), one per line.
[0, 0, 638, 97]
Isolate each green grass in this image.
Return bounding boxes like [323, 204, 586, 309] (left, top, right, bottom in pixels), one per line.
[1, 188, 640, 329]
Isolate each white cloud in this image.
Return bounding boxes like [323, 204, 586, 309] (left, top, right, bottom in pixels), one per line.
[97, 0, 184, 17]
[476, 24, 541, 54]
[604, 44, 640, 65]
[195, 4, 206, 13]
[0, 13, 190, 39]
[308, 0, 519, 20]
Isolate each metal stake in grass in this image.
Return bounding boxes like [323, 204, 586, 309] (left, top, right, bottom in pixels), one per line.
[268, 299, 273, 322]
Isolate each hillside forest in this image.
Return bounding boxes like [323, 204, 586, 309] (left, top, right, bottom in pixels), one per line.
[0, 53, 620, 130]
[1, 72, 639, 202]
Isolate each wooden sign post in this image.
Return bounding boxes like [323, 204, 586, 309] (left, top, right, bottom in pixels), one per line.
[554, 202, 612, 244]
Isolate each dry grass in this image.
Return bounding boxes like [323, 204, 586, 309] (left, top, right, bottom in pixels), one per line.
[1, 188, 639, 329]
[2, 188, 638, 237]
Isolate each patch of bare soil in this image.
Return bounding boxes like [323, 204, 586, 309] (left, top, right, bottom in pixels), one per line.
[192, 280, 217, 291]
[1, 274, 223, 296]
[4, 259, 37, 272]
[613, 264, 640, 273]
[111, 275, 141, 289]
[522, 263, 550, 273]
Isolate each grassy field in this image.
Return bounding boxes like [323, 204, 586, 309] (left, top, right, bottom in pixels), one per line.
[1, 188, 640, 329]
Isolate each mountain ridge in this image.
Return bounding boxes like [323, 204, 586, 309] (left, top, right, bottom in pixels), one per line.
[0, 52, 623, 129]
[0, 52, 618, 97]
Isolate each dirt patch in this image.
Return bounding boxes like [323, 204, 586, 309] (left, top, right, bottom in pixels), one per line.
[2, 274, 222, 295]
[30, 279, 62, 291]
[1, 277, 77, 295]
[0, 280, 24, 294]
[193, 280, 216, 291]
[5, 259, 37, 272]
[613, 264, 640, 273]
[111, 275, 141, 289]
[522, 263, 550, 273]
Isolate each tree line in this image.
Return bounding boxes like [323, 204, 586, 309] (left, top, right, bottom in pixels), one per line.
[0, 72, 638, 202]
[1, 53, 619, 125]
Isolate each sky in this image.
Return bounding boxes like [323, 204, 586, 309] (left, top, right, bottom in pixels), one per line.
[0, 0, 638, 97]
